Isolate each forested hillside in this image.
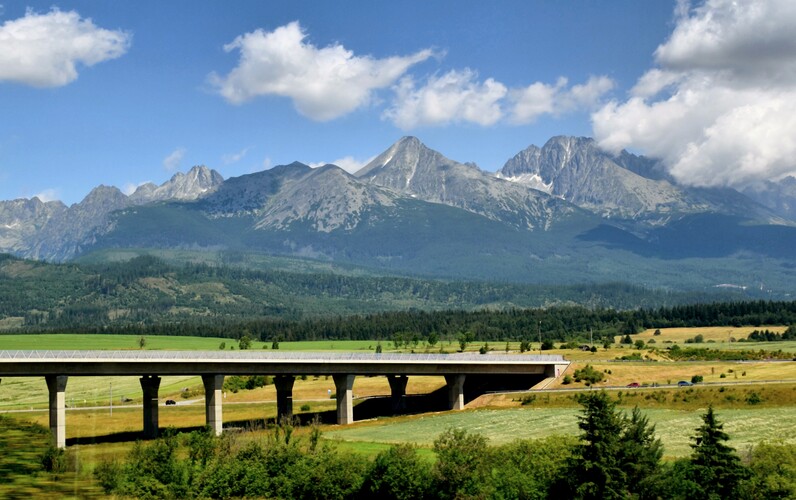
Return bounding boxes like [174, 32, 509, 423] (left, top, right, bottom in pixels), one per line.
[1, 253, 794, 344]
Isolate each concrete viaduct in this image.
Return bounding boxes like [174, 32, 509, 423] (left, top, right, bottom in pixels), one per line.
[0, 350, 569, 448]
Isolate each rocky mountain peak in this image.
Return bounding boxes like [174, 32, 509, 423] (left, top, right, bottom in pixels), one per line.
[131, 165, 224, 204]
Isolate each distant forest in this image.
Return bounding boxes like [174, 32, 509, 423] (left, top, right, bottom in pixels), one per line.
[1, 253, 794, 343]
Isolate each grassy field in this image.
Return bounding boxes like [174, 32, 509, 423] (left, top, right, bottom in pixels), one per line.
[325, 405, 796, 459]
[633, 326, 788, 343]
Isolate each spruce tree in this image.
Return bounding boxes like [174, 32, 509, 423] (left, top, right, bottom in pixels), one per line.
[689, 406, 750, 499]
[560, 392, 627, 499]
[619, 406, 663, 493]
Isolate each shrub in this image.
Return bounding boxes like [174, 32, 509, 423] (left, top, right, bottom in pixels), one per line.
[573, 364, 604, 385]
[691, 375, 704, 384]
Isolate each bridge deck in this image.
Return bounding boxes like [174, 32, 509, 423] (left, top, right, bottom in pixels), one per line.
[0, 350, 567, 376]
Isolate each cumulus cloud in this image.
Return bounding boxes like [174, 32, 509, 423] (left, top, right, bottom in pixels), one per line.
[510, 75, 614, 124]
[0, 8, 130, 87]
[210, 21, 434, 121]
[385, 69, 612, 129]
[592, 0, 796, 187]
[308, 155, 375, 174]
[163, 147, 186, 171]
[384, 69, 507, 129]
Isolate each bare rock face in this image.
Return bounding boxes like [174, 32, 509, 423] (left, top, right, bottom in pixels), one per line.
[0, 197, 67, 256]
[131, 166, 223, 203]
[32, 185, 132, 261]
[356, 136, 577, 230]
[0, 166, 224, 261]
[496, 136, 783, 226]
[255, 165, 400, 233]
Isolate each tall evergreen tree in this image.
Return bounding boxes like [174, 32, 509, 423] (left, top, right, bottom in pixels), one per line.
[619, 406, 663, 493]
[557, 392, 627, 499]
[689, 406, 750, 499]
[554, 393, 664, 500]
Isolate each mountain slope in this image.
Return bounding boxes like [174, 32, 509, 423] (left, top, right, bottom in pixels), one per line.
[356, 136, 581, 230]
[742, 176, 796, 221]
[497, 136, 784, 225]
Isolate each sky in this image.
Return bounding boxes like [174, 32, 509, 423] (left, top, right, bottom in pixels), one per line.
[1, 0, 795, 205]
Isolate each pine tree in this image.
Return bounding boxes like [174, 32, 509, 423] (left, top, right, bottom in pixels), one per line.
[689, 406, 750, 498]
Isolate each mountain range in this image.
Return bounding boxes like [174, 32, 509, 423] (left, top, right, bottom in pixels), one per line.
[2, 136, 796, 294]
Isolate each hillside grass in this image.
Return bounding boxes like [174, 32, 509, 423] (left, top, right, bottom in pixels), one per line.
[622, 325, 790, 344]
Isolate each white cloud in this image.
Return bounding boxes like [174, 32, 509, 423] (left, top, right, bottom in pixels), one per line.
[384, 69, 508, 128]
[384, 69, 612, 129]
[33, 188, 59, 202]
[308, 155, 375, 174]
[210, 21, 434, 121]
[592, 0, 796, 187]
[509, 75, 614, 124]
[222, 147, 250, 165]
[0, 8, 130, 87]
[122, 181, 150, 195]
[163, 147, 186, 171]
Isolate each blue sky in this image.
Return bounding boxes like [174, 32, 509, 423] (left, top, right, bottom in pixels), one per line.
[1, 1, 794, 204]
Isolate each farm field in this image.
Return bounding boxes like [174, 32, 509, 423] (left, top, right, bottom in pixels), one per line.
[325, 405, 796, 459]
[0, 371, 446, 410]
[0, 333, 387, 352]
[633, 326, 788, 342]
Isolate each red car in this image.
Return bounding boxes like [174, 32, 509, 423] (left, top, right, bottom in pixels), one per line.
[626, 382, 640, 388]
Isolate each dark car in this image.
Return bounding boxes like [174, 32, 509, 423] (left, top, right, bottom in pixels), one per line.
[165, 399, 177, 405]
[626, 382, 640, 388]
[677, 381, 693, 387]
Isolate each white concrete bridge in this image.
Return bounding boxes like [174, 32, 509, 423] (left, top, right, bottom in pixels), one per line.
[0, 350, 569, 447]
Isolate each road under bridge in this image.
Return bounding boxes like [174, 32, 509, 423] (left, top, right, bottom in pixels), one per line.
[0, 350, 569, 447]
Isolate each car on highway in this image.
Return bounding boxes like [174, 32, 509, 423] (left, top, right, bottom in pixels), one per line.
[677, 381, 693, 387]
[626, 382, 640, 388]
[165, 399, 177, 405]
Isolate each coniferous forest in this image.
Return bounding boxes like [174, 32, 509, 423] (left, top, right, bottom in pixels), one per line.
[2, 254, 796, 345]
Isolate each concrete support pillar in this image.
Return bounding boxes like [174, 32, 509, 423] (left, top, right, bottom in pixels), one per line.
[333, 374, 356, 425]
[140, 375, 161, 439]
[274, 375, 295, 424]
[202, 375, 224, 436]
[45, 375, 68, 448]
[387, 375, 408, 413]
[445, 374, 466, 410]
[545, 363, 569, 379]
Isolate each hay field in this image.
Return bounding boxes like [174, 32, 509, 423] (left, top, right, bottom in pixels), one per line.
[325, 405, 796, 459]
[631, 326, 788, 343]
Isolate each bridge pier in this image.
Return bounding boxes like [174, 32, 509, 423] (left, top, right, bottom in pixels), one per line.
[45, 375, 68, 448]
[274, 375, 295, 424]
[445, 374, 466, 410]
[387, 375, 408, 413]
[202, 375, 224, 435]
[333, 374, 355, 424]
[140, 375, 161, 439]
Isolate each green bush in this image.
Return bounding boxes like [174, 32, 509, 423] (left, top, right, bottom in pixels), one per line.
[573, 364, 604, 385]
